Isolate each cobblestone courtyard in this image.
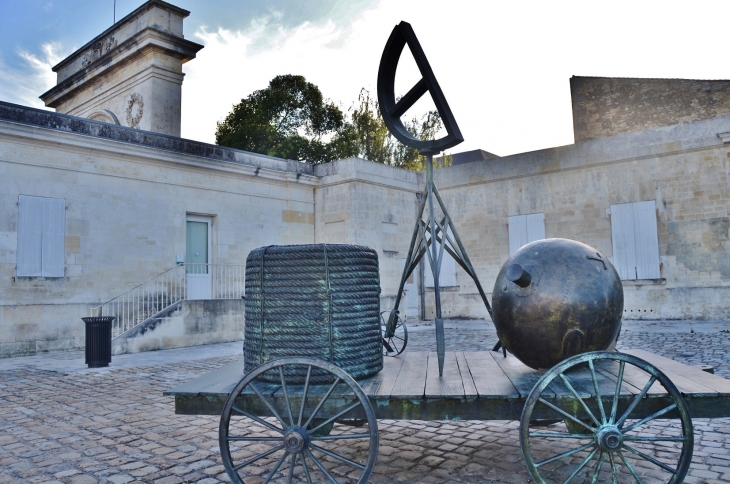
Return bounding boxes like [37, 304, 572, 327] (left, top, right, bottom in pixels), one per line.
[1, 320, 730, 483]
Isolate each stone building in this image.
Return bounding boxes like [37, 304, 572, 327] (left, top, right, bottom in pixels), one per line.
[39, 0, 202, 136]
[1, 1, 729, 358]
[428, 83, 730, 321]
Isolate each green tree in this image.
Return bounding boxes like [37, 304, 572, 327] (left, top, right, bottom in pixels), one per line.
[215, 75, 358, 163]
[350, 89, 393, 164]
[216, 77, 451, 170]
[350, 88, 452, 172]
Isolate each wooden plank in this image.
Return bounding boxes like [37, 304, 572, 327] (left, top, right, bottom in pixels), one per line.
[595, 367, 641, 395]
[455, 352, 477, 398]
[598, 360, 666, 395]
[389, 351, 428, 398]
[205, 363, 247, 395]
[555, 359, 631, 400]
[491, 351, 554, 398]
[164, 361, 243, 396]
[622, 349, 725, 395]
[166, 350, 730, 421]
[462, 351, 519, 398]
[368, 355, 406, 397]
[425, 352, 464, 398]
[356, 376, 381, 396]
[552, 366, 601, 400]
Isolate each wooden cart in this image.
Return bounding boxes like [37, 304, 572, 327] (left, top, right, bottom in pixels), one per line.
[165, 345, 730, 484]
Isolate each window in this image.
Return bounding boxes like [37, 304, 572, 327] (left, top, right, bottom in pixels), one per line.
[610, 201, 660, 280]
[17, 195, 66, 277]
[424, 227, 457, 287]
[508, 213, 545, 255]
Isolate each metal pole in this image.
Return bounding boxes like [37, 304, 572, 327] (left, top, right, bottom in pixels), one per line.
[419, 195, 426, 321]
[385, 189, 428, 337]
[426, 152, 445, 376]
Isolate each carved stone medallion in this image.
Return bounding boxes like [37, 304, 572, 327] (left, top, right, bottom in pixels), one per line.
[125, 93, 144, 128]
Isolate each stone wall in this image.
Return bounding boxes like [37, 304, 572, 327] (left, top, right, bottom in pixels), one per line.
[112, 298, 244, 354]
[571, 77, 730, 142]
[0, 108, 317, 357]
[429, 114, 730, 321]
[3, 94, 730, 358]
[313, 158, 421, 313]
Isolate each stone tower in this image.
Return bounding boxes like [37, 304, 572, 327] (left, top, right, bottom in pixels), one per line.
[40, 0, 203, 137]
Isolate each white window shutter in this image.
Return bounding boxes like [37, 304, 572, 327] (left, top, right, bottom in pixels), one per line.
[525, 213, 545, 243]
[611, 201, 660, 280]
[17, 196, 43, 276]
[632, 201, 660, 279]
[42, 197, 66, 277]
[508, 215, 527, 255]
[611, 203, 638, 280]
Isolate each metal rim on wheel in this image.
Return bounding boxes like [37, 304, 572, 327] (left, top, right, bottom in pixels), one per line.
[520, 351, 694, 483]
[380, 311, 408, 356]
[219, 357, 379, 484]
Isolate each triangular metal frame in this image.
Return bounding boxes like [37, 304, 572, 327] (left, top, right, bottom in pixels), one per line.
[384, 153, 494, 376]
[378, 21, 494, 376]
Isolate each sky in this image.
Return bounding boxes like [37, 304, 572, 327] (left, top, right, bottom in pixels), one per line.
[2, 0, 730, 157]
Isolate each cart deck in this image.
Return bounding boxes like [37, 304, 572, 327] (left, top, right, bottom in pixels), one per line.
[166, 349, 730, 421]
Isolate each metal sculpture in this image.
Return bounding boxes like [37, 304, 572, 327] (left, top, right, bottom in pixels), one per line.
[520, 351, 693, 483]
[378, 21, 494, 376]
[244, 244, 383, 382]
[171, 22, 702, 484]
[380, 310, 408, 357]
[219, 357, 379, 484]
[492, 238, 623, 370]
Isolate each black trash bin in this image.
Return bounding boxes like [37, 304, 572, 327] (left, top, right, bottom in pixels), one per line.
[81, 316, 115, 368]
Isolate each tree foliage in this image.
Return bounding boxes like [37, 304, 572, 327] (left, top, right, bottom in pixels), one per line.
[216, 76, 451, 170]
[350, 89, 452, 171]
[215, 74, 357, 163]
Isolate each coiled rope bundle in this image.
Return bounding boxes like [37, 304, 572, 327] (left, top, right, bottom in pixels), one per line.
[244, 244, 383, 383]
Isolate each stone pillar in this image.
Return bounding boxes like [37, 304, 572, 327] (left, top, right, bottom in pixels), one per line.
[40, 0, 203, 137]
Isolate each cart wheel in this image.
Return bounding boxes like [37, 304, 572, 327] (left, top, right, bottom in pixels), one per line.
[520, 351, 693, 484]
[219, 357, 378, 484]
[380, 311, 408, 356]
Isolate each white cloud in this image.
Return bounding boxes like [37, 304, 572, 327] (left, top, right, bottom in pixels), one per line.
[0, 42, 65, 109]
[180, 0, 730, 157]
[178, 0, 573, 155]
[181, 21, 364, 145]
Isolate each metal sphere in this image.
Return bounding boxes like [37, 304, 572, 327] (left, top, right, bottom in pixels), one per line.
[492, 238, 623, 370]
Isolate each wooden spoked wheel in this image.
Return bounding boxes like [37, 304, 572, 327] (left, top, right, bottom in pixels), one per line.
[219, 357, 378, 484]
[520, 351, 693, 483]
[380, 311, 408, 357]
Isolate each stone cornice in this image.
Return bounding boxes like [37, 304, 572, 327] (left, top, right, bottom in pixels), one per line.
[65, 65, 184, 117]
[0, 129, 319, 203]
[314, 157, 419, 193]
[0, 101, 317, 183]
[51, 0, 191, 74]
[40, 26, 203, 108]
[432, 115, 730, 192]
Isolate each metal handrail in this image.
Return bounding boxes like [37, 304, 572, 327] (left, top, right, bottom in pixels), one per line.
[89, 263, 245, 339]
[94, 265, 183, 309]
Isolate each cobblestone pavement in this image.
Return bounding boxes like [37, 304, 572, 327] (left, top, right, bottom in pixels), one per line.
[1, 320, 729, 483]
